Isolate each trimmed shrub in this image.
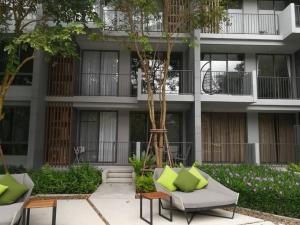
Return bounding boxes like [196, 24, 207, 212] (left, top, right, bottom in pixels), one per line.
[135, 175, 155, 193]
[198, 164, 300, 218]
[30, 164, 102, 194]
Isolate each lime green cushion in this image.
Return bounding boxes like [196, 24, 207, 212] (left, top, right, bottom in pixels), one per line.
[174, 168, 200, 192]
[0, 174, 28, 205]
[157, 166, 178, 192]
[0, 184, 8, 196]
[189, 166, 208, 189]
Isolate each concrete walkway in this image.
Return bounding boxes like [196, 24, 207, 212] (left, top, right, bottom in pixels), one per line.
[89, 183, 273, 225]
[29, 199, 105, 225]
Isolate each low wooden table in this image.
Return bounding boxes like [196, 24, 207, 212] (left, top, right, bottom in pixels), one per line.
[23, 199, 57, 225]
[140, 192, 172, 225]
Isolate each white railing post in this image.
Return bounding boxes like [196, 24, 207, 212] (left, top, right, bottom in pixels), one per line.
[136, 142, 141, 160]
[254, 143, 260, 165]
[252, 70, 258, 102]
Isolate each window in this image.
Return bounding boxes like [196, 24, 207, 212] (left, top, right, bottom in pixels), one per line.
[78, 111, 117, 163]
[0, 106, 30, 155]
[0, 43, 33, 86]
[257, 54, 291, 99]
[80, 51, 119, 96]
[228, 0, 243, 10]
[258, 0, 288, 11]
[131, 52, 184, 96]
[257, 54, 291, 77]
[130, 112, 182, 142]
[200, 53, 245, 73]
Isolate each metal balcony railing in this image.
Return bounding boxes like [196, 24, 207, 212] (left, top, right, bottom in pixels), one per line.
[202, 143, 256, 164]
[201, 71, 252, 95]
[296, 5, 300, 27]
[202, 13, 279, 35]
[140, 70, 194, 95]
[78, 73, 132, 96]
[257, 76, 300, 99]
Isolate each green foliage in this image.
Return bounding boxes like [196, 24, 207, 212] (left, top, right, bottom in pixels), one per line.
[287, 163, 300, 173]
[41, 0, 100, 24]
[198, 164, 300, 218]
[135, 175, 155, 193]
[30, 164, 102, 194]
[129, 155, 155, 176]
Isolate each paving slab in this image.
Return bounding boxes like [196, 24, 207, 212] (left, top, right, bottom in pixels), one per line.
[90, 184, 272, 225]
[28, 200, 105, 225]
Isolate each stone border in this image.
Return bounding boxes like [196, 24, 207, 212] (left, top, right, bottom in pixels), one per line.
[31, 194, 91, 200]
[232, 207, 300, 225]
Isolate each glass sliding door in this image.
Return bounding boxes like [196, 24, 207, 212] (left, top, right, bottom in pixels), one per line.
[79, 111, 117, 163]
[98, 112, 117, 163]
[257, 54, 291, 98]
[81, 51, 101, 96]
[81, 51, 119, 96]
[100, 52, 119, 96]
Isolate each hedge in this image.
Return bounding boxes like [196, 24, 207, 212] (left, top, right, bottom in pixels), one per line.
[198, 164, 300, 218]
[0, 164, 102, 194]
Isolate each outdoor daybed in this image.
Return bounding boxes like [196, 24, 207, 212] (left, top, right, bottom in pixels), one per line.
[153, 168, 239, 224]
[0, 174, 34, 225]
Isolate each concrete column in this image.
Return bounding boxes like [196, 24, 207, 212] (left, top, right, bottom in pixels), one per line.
[26, 51, 48, 169]
[194, 29, 202, 163]
[247, 112, 260, 165]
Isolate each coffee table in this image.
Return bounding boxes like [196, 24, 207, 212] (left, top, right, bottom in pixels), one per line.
[140, 192, 172, 225]
[22, 199, 57, 225]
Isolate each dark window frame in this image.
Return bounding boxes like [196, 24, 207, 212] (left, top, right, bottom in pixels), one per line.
[0, 106, 30, 155]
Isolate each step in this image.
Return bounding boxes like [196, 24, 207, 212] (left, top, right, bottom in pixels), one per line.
[107, 168, 133, 173]
[106, 178, 133, 183]
[108, 172, 132, 178]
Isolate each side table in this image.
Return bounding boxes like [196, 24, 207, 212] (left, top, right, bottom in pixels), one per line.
[140, 192, 172, 225]
[22, 199, 57, 225]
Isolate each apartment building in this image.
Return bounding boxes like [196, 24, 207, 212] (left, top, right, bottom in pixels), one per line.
[1, 0, 300, 169]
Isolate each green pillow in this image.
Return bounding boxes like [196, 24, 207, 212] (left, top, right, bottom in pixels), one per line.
[0, 184, 8, 196]
[156, 165, 178, 192]
[0, 174, 28, 205]
[189, 166, 208, 189]
[174, 168, 200, 192]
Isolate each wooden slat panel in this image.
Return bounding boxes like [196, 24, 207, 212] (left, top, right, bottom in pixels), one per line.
[45, 102, 74, 165]
[48, 56, 75, 96]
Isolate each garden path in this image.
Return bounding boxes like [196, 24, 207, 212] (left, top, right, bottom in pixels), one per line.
[89, 183, 274, 225]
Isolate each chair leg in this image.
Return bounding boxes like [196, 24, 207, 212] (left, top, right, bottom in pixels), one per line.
[231, 205, 237, 219]
[184, 212, 195, 225]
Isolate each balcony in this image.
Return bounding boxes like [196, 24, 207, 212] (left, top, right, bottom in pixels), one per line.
[201, 71, 254, 102]
[257, 76, 300, 99]
[202, 13, 279, 35]
[136, 70, 194, 101]
[279, 3, 300, 38]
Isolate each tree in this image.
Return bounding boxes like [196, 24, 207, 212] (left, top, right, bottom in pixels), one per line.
[0, 0, 100, 171]
[106, 0, 232, 167]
